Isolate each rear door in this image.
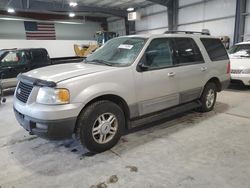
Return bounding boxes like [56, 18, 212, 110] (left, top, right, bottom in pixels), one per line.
[171, 37, 206, 104]
[134, 38, 179, 116]
[200, 38, 230, 84]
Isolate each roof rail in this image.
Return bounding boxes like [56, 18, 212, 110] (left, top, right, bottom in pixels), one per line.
[164, 30, 210, 35]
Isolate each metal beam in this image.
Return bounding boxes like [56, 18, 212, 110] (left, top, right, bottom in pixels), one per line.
[6, 0, 127, 17]
[234, 0, 247, 44]
[167, 0, 178, 31]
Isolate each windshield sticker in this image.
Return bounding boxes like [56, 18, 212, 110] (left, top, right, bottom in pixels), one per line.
[118, 44, 134, 50]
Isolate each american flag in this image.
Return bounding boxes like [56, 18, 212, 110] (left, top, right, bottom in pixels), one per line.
[24, 21, 56, 40]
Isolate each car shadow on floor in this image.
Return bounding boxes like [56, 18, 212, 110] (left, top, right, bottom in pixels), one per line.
[6, 101, 230, 177]
[226, 83, 250, 92]
[112, 101, 230, 154]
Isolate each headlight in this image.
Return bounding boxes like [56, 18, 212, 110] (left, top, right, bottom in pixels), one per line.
[241, 69, 250, 74]
[36, 87, 70, 105]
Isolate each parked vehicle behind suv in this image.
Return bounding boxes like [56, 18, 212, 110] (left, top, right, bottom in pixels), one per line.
[228, 41, 250, 86]
[13, 31, 230, 153]
[0, 48, 83, 89]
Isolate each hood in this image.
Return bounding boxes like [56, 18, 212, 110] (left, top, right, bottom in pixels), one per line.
[23, 63, 113, 83]
[230, 58, 250, 70]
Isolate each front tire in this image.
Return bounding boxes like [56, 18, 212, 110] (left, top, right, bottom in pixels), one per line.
[198, 82, 217, 112]
[76, 100, 125, 153]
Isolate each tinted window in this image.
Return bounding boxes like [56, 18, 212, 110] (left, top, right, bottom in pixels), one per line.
[201, 38, 229, 61]
[31, 49, 49, 63]
[173, 38, 204, 65]
[144, 38, 173, 69]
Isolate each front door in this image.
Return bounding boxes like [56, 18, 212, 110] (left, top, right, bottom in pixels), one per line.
[134, 38, 179, 116]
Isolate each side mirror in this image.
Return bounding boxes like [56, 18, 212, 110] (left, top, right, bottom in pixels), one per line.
[138, 62, 150, 71]
[138, 54, 150, 71]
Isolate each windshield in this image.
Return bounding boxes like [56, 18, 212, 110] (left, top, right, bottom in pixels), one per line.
[0, 50, 6, 59]
[85, 37, 146, 66]
[228, 44, 250, 57]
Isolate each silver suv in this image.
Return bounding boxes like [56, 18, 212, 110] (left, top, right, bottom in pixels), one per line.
[13, 31, 230, 153]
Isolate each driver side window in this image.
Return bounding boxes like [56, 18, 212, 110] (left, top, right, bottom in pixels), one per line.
[1, 52, 19, 66]
[1, 51, 26, 66]
[144, 38, 173, 69]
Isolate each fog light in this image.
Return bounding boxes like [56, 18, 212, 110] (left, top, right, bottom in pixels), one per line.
[36, 123, 48, 130]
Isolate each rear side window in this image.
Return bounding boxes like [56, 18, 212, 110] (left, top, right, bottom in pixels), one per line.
[172, 38, 204, 65]
[201, 38, 229, 61]
[31, 49, 49, 63]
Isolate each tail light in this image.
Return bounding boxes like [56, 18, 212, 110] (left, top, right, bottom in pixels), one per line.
[227, 61, 231, 74]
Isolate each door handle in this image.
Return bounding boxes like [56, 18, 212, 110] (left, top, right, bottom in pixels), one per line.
[201, 67, 207, 71]
[168, 72, 176, 77]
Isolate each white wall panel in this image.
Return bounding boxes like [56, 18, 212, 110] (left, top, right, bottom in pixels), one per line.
[244, 16, 250, 41]
[204, 18, 235, 40]
[178, 23, 203, 32]
[247, 0, 250, 12]
[108, 18, 126, 36]
[135, 4, 168, 33]
[179, 0, 201, 6]
[0, 20, 26, 39]
[179, 0, 236, 24]
[203, 0, 236, 20]
[136, 28, 168, 35]
[178, 0, 236, 45]
[0, 20, 101, 40]
[178, 4, 204, 24]
[55, 21, 102, 40]
[179, 17, 235, 45]
[136, 12, 168, 32]
[244, 0, 250, 40]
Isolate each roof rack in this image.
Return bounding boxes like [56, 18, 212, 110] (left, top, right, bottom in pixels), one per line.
[164, 30, 210, 35]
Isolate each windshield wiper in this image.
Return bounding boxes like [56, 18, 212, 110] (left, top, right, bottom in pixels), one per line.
[86, 59, 113, 66]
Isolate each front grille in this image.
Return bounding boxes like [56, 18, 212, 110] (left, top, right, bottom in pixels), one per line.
[231, 69, 243, 74]
[16, 81, 33, 103]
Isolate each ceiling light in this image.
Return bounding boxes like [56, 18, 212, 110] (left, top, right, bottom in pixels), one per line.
[69, 2, 78, 7]
[7, 8, 15, 13]
[69, 12, 75, 18]
[127, 7, 134, 12]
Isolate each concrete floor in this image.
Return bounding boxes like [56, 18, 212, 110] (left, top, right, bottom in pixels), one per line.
[0, 85, 250, 188]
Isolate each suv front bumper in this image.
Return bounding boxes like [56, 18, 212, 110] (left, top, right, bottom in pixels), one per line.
[14, 107, 77, 140]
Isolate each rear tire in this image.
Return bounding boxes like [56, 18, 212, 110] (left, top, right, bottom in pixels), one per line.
[76, 100, 125, 153]
[198, 82, 217, 112]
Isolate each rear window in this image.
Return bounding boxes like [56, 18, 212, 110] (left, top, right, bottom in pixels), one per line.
[201, 38, 229, 61]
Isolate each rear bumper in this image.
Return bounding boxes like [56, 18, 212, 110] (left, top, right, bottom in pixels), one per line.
[14, 107, 77, 140]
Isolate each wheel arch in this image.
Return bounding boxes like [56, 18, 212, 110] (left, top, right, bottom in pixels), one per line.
[74, 94, 130, 132]
[205, 77, 222, 92]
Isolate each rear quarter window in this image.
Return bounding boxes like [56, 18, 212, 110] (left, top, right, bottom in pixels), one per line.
[31, 49, 49, 63]
[201, 38, 229, 61]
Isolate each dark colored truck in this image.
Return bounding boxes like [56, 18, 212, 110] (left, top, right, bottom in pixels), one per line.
[0, 48, 83, 88]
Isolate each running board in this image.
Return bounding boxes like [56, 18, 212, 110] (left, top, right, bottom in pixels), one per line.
[129, 101, 201, 129]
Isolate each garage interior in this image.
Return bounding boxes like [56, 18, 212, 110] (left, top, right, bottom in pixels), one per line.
[0, 0, 250, 188]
